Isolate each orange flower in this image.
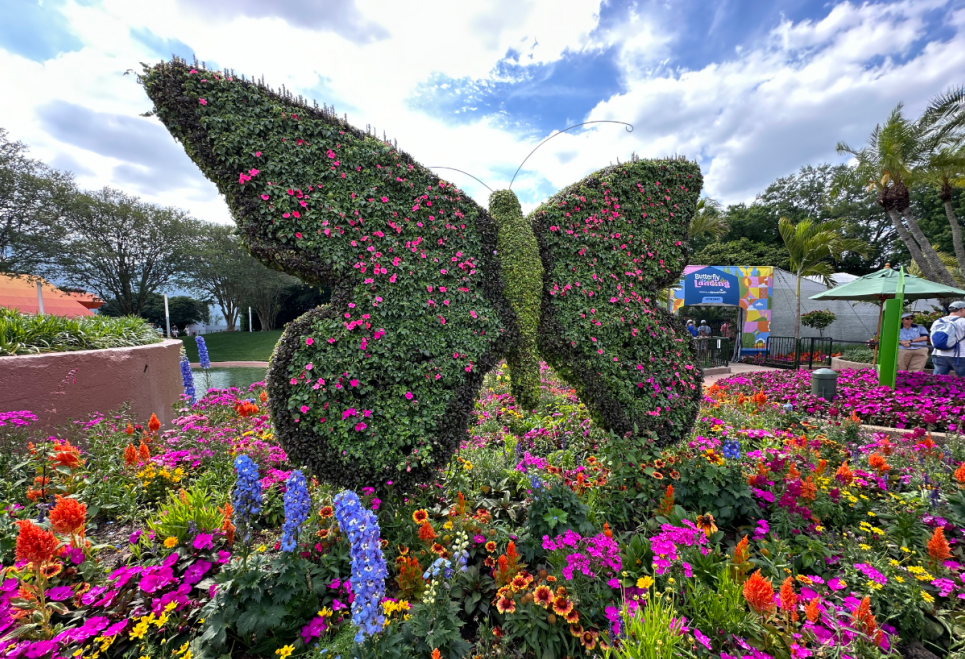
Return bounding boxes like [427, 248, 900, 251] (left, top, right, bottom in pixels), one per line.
[805, 597, 820, 623]
[418, 522, 436, 542]
[569, 622, 584, 638]
[928, 527, 951, 562]
[552, 596, 573, 616]
[657, 484, 675, 516]
[786, 463, 801, 480]
[15, 520, 60, 566]
[602, 522, 612, 538]
[485, 541, 496, 553]
[50, 440, 82, 469]
[695, 513, 718, 537]
[815, 459, 827, 476]
[651, 471, 664, 480]
[867, 453, 890, 474]
[412, 509, 429, 524]
[431, 649, 441, 659]
[743, 570, 775, 615]
[511, 575, 528, 591]
[138, 441, 151, 463]
[125, 423, 134, 436]
[148, 413, 161, 434]
[835, 461, 854, 485]
[220, 502, 235, 546]
[431, 543, 447, 556]
[123, 443, 137, 467]
[495, 595, 516, 614]
[779, 577, 798, 622]
[800, 476, 817, 502]
[259, 390, 268, 403]
[319, 506, 334, 519]
[49, 496, 86, 537]
[507, 541, 518, 561]
[580, 630, 598, 650]
[732, 535, 749, 565]
[565, 608, 580, 624]
[533, 585, 553, 607]
[851, 596, 877, 637]
[955, 463, 965, 484]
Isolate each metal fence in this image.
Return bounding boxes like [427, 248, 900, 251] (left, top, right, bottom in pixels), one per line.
[695, 337, 733, 369]
[755, 336, 872, 370]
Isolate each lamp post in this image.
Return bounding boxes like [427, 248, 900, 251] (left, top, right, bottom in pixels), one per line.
[249, 307, 253, 333]
[36, 280, 45, 315]
[164, 294, 171, 339]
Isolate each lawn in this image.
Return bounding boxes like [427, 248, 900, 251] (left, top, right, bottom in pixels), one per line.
[178, 329, 283, 362]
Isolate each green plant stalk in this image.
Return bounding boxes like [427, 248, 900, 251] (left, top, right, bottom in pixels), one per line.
[488, 190, 544, 412]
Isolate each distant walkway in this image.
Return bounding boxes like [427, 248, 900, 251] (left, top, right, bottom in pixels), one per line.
[189, 361, 270, 368]
[702, 362, 780, 386]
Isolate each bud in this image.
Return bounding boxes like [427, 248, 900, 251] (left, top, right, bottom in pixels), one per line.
[547, 614, 557, 624]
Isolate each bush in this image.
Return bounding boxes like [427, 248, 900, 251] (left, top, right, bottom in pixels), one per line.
[800, 309, 836, 337]
[0, 308, 160, 356]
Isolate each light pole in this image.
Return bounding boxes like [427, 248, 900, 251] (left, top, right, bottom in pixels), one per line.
[164, 293, 171, 338]
[249, 307, 253, 332]
[35, 280, 45, 315]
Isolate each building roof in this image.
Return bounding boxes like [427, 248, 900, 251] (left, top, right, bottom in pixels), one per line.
[0, 274, 100, 317]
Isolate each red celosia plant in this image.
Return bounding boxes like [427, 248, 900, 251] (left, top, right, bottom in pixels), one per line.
[743, 569, 775, 616]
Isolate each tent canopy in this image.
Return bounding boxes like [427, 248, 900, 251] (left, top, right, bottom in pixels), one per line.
[809, 267, 965, 303]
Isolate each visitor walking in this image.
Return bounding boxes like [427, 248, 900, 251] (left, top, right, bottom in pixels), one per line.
[686, 319, 698, 338]
[720, 321, 733, 339]
[897, 312, 929, 372]
[930, 301, 965, 377]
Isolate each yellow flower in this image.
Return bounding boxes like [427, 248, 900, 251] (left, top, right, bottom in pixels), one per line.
[867, 511, 876, 517]
[462, 462, 473, 471]
[165, 601, 177, 612]
[922, 591, 935, 603]
[163, 537, 178, 548]
[896, 576, 905, 583]
[318, 606, 333, 618]
[276, 646, 294, 658]
[900, 546, 913, 554]
[129, 621, 150, 640]
[859, 543, 871, 550]
[154, 612, 168, 628]
[257, 544, 267, 553]
[443, 521, 453, 531]
[867, 581, 882, 591]
[637, 575, 654, 589]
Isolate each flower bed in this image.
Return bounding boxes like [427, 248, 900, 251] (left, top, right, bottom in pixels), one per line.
[1, 365, 964, 658]
[713, 368, 965, 431]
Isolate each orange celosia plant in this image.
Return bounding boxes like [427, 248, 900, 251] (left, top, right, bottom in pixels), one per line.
[15, 520, 60, 567]
[928, 527, 951, 562]
[954, 462, 965, 485]
[743, 569, 775, 616]
[49, 495, 86, 539]
[220, 502, 235, 546]
[656, 484, 675, 517]
[124, 443, 138, 467]
[805, 596, 820, 623]
[148, 413, 161, 434]
[779, 577, 798, 623]
[138, 441, 151, 463]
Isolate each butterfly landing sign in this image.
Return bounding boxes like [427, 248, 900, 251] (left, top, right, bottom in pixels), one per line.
[140, 59, 705, 490]
[683, 267, 740, 307]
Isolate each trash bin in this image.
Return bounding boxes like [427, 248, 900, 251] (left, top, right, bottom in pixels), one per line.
[811, 368, 838, 401]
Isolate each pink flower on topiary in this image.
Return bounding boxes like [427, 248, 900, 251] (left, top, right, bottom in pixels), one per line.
[199, 99, 207, 105]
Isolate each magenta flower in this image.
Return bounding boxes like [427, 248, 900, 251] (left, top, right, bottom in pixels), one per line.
[193, 533, 214, 550]
[199, 98, 207, 105]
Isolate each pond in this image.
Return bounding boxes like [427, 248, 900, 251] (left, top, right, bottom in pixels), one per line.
[191, 367, 267, 392]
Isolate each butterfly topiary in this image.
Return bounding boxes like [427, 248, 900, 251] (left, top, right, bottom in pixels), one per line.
[140, 59, 704, 491]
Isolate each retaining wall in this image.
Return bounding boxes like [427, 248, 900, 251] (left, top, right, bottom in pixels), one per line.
[0, 339, 183, 433]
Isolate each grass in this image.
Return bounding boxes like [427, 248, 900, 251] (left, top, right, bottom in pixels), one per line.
[178, 329, 283, 362]
[0, 308, 161, 356]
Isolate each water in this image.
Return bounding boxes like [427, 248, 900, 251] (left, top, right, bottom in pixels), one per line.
[191, 367, 267, 392]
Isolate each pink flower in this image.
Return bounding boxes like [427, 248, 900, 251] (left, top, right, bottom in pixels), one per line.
[295, 232, 302, 239]
[381, 196, 388, 202]
[199, 99, 207, 105]
[354, 422, 367, 432]
[305, 363, 313, 370]
[350, 379, 359, 387]
[306, 337, 314, 345]
[193, 533, 214, 550]
[255, 151, 261, 157]
[261, 195, 269, 200]
[405, 392, 413, 400]
[300, 405, 309, 414]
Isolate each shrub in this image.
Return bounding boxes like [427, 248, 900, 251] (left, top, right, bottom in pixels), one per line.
[0, 308, 160, 356]
[800, 309, 836, 337]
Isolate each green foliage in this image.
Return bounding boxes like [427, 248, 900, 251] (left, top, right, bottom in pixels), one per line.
[525, 481, 594, 561]
[147, 483, 225, 544]
[604, 591, 688, 659]
[178, 329, 283, 362]
[402, 573, 470, 659]
[672, 455, 756, 528]
[489, 190, 543, 412]
[800, 309, 837, 336]
[682, 568, 758, 646]
[0, 307, 160, 356]
[528, 159, 704, 445]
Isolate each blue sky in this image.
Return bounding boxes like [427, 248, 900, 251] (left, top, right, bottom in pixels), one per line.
[1, 0, 964, 221]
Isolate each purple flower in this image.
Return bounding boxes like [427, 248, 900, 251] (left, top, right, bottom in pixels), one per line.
[193, 533, 214, 550]
[46, 586, 73, 601]
[694, 628, 711, 650]
[183, 560, 212, 586]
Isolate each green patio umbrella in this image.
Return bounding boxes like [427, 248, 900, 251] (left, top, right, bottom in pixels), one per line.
[809, 266, 965, 370]
[810, 267, 965, 302]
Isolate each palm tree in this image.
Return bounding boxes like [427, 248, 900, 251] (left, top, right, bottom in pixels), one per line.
[689, 197, 728, 240]
[779, 217, 867, 342]
[914, 140, 965, 275]
[837, 105, 958, 287]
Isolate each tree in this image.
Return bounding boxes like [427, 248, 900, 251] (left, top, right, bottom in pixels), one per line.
[187, 223, 252, 331]
[800, 309, 837, 338]
[99, 292, 209, 331]
[693, 238, 791, 271]
[242, 260, 300, 331]
[0, 128, 75, 275]
[779, 217, 867, 342]
[54, 188, 200, 316]
[837, 106, 958, 287]
[689, 197, 728, 242]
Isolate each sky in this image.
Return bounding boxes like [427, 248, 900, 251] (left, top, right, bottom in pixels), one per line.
[1, 0, 964, 225]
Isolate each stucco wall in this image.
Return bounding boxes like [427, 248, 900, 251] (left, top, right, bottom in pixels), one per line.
[0, 339, 183, 433]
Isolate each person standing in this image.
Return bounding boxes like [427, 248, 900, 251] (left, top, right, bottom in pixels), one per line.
[897, 313, 929, 372]
[686, 319, 698, 338]
[930, 301, 965, 376]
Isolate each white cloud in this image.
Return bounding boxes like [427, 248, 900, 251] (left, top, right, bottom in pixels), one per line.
[0, 0, 962, 225]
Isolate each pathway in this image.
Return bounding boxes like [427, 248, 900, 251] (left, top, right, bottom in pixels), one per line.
[189, 361, 270, 368]
[702, 362, 780, 386]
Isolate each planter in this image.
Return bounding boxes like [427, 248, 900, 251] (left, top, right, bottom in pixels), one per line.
[831, 357, 874, 371]
[0, 339, 183, 433]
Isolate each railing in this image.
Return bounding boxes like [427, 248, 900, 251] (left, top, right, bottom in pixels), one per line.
[695, 336, 733, 369]
[756, 337, 874, 370]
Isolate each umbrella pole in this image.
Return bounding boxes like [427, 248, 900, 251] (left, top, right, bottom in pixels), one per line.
[873, 300, 884, 364]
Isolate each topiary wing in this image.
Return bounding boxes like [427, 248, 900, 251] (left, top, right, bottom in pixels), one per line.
[140, 60, 516, 489]
[528, 159, 704, 445]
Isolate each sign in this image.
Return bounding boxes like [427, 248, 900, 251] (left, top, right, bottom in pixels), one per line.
[683, 267, 740, 306]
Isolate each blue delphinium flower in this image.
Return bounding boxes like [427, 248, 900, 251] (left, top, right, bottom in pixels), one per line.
[232, 455, 263, 545]
[722, 438, 741, 460]
[333, 490, 387, 643]
[281, 470, 310, 552]
[195, 335, 211, 369]
[179, 355, 196, 403]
